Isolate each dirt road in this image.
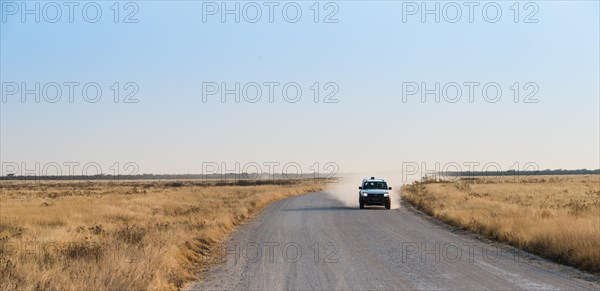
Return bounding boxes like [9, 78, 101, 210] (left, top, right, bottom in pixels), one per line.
[190, 192, 599, 290]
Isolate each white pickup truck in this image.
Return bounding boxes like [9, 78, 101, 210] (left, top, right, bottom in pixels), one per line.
[358, 177, 392, 209]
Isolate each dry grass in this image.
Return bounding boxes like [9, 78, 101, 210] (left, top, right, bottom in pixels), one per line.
[402, 174, 600, 274]
[0, 179, 326, 290]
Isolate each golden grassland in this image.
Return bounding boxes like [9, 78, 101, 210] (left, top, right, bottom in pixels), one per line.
[0, 179, 326, 290]
[402, 174, 600, 273]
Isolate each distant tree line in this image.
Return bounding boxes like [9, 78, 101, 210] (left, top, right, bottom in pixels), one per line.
[441, 169, 600, 177]
[0, 173, 329, 181]
[1, 169, 598, 181]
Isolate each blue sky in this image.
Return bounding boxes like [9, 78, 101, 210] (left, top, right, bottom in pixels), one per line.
[1, 1, 599, 175]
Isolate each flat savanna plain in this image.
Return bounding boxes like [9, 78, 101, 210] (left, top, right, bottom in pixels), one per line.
[0, 179, 326, 290]
[402, 174, 600, 274]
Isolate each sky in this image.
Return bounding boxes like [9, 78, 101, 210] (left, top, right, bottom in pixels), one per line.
[1, 1, 599, 177]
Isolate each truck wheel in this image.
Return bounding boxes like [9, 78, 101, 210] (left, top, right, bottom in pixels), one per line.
[359, 202, 364, 209]
[385, 202, 391, 210]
